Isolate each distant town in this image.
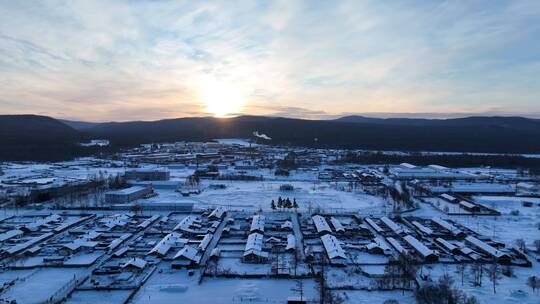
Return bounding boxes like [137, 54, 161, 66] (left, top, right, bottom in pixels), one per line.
[0, 139, 538, 304]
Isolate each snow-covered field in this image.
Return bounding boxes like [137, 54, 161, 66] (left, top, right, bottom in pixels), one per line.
[1, 268, 86, 304]
[132, 266, 318, 304]
[143, 180, 387, 213]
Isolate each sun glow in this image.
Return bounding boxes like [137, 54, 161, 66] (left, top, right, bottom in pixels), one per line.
[199, 78, 246, 117]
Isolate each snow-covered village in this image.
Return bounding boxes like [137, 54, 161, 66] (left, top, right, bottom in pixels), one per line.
[0, 139, 539, 304]
[3, 1, 540, 303]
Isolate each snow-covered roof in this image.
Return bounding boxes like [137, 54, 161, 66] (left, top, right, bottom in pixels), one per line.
[108, 233, 132, 251]
[386, 237, 408, 255]
[266, 236, 281, 243]
[400, 163, 417, 169]
[174, 215, 197, 232]
[250, 215, 265, 233]
[208, 207, 226, 219]
[280, 221, 293, 230]
[330, 217, 345, 232]
[148, 232, 186, 256]
[412, 221, 433, 235]
[431, 218, 463, 236]
[403, 235, 437, 260]
[138, 215, 160, 229]
[105, 186, 148, 196]
[373, 237, 391, 251]
[198, 234, 213, 252]
[465, 236, 506, 259]
[459, 201, 476, 209]
[113, 247, 129, 257]
[0, 229, 23, 242]
[381, 217, 403, 234]
[63, 238, 99, 251]
[122, 258, 147, 270]
[440, 194, 457, 202]
[320, 234, 346, 260]
[364, 217, 384, 233]
[173, 245, 200, 263]
[84, 231, 102, 240]
[312, 215, 332, 234]
[286, 234, 296, 251]
[245, 233, 264, 253]
[208, 248, 220, 260]
[100, 214, 130, 229]
[428, 165, 448, 170]
[22, 214, 62, 232]
[5, 233, 53, 255]
[243, 232, 269, 259]
[435, 238, 458, 253]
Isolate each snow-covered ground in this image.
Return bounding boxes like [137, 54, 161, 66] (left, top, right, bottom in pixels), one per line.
[131, 265, 318, 304]
[141, 180, 387, 213]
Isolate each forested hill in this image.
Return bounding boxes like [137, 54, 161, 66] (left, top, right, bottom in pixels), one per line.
[83, 115, 540, 154]
[2, 114, 540, 161]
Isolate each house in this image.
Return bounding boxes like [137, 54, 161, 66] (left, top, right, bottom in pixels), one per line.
[386, 237, 408, 255]
[286, 234, 296, 252]
[266, 236, 282, 244]
[172, 245, 201, 268]
[209, 248, 221, 261]
[411, 221, 433, 236]
[125, 168, 170, 181]
[105, 186, 153, 204]
[459, 200, 480, 213]
[243, 233, 268, 263]
[440, 193, 458, 204]
[62, 238, 99, 254]
[364, 217, 384, 234]
[380, 216, 404, 235]
[0, 229, 24, 242]
[403, 235, 438, 262]
[435, 238, 461, 255]
[320, 234, 347, 265]
[137, 215, 160, 230]
[208, 207, 226, 220]
[198, 234, 213, 252]
[465, 236, 511, 264]
[250, 215, 265, 234]
[431, 218, 465, 238]
[281, 221, 293, 231]
[148, 233, 187, 257]
[108, 233, 132, 252]
[122, 258, 147, 272]
[330, 217, 345, 233]
[312, 215, 332, 235]
[366, 237, 392, 255]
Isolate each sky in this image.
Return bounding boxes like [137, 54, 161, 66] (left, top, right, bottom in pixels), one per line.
[0, 0, 539, 122]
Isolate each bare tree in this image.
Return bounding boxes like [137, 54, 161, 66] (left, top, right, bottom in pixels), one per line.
[291, 279, 304, 301]
[380, 257, 400, 290]
[533, 240, 540, 253]
[486, 261, 501, 294]
[397, 254, 418, 292]
[515, 238, 526, 253]
[456, 263, 467, 286]
[527, 275, 538, 294]
[471, 262, 484, 287]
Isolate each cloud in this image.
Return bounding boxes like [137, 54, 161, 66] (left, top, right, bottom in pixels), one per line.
[0, 0, 539, 121]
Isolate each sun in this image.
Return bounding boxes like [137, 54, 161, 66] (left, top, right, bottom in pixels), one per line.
[199, 78, 246, 117]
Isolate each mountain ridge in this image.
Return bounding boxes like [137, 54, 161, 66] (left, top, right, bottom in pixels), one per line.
[2, 114, 540, 160]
